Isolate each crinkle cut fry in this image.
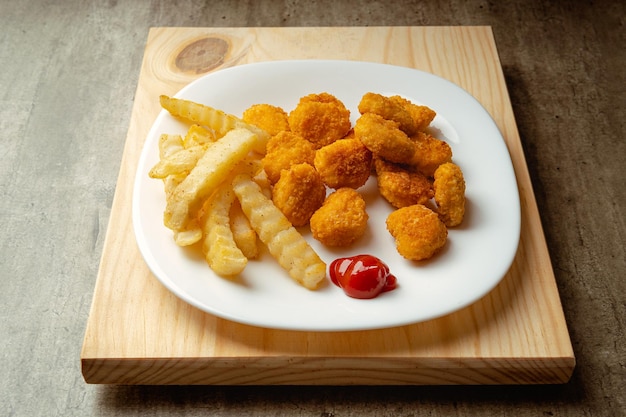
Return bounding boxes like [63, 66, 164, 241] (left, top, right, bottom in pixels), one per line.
[159, 95, 270, 154]
[231, 173, 327, 290]
[200, 181, 248, 276]
[229, 199, 259, 260]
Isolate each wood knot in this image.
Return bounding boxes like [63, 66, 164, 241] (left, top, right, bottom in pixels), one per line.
[175, 37, 230, 74]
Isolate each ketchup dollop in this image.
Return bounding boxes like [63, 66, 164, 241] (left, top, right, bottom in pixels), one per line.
[329, 255, 397, 299]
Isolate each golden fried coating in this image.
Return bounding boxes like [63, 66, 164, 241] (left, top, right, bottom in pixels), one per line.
[272, 163, 326, 227]
[354, 113, 416, 165]
[386, 204, 448, 261]
[242, 103, 290, 136]
[342, 128, 356, 139]
[358, 92, 417, 135]
[389, 96, 437, 132]
[262, 131, 316, 184]
[374, 158, 434, 208]
[288, 93, 352, 149]
[433, 162, 466, 227]
[409, 131, 453, 177]
[310, 188, 368, 247]
[299, 92, 342, 105]
[314, 138, 373, 189]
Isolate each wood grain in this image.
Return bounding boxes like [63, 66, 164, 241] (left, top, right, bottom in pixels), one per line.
[80, 26, 575, 385]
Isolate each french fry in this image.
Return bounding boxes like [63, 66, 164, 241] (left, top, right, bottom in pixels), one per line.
[163, 175, 183, 200]
[184, 124, 216, 147]
[200, 182, 248, 276]
[232, 173, 327, 290]
[158, 133, 184, 158]
[164, 128, 258, 232]
[229, 199, 259, 259]
[160, 95, 270, 154]
[148, 144, 207, 179]
[173, 219, 203, 247]
[252, 168, 273, 199]
[155, 134, 187, 199]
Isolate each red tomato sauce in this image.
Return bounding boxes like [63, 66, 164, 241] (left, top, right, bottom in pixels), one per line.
[329, 254, 397, 299]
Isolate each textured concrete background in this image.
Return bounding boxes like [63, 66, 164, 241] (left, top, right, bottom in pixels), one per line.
[1, 0, 624, 416]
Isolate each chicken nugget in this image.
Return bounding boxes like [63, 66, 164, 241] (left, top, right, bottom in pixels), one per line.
[314, 138, 373, 189]
[262, 131, 316, 184]
[386, 205, 447, 261]
[389, 96, 437, 132]
[288, 93, 351, 149]
[433, 162, 466, 227]
[310, 188, 368, 247]
[242, 103, 290, 136]
[354, 113, 416, 165]
[358, 92, 418, 135]
[374, 158, 434, 208]
[272, 163, 326, 227]
[409, 131, 453, 177]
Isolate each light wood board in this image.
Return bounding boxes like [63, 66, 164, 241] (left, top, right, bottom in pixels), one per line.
[81, 26, 575, 385]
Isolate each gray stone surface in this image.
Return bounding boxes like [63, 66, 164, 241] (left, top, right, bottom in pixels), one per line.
[1, 0, 624, 416]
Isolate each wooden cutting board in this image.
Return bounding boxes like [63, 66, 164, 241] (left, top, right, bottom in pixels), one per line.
[80, 26, 575, 385]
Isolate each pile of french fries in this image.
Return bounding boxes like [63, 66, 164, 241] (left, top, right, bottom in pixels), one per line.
[148, 96, 326, 290]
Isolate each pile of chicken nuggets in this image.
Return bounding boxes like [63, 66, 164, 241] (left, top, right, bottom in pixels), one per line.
[243, 91, 466, 261]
